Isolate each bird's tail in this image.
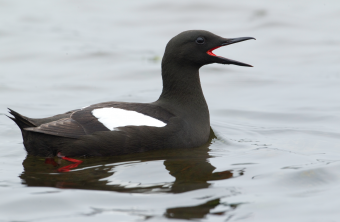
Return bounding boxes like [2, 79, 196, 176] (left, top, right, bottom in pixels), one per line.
[7, 108, 36, 129]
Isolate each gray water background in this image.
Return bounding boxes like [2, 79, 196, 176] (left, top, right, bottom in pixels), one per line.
[1, 0, 340, 221]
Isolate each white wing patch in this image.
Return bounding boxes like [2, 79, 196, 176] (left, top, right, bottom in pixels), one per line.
[92, 107, 166, 131]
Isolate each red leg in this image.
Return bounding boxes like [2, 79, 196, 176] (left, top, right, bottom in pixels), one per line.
[57, 152, 83, 172]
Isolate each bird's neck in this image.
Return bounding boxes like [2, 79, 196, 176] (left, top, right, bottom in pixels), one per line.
[157, 61, 208, 111]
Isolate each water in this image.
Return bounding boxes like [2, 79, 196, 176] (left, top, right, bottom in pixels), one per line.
[1, 0, 340, 221]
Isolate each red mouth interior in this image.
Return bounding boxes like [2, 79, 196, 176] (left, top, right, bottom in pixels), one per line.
[207, 46, 222, 56]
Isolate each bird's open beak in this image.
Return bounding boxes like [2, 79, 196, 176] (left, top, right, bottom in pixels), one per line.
[207, 37, 255, 67]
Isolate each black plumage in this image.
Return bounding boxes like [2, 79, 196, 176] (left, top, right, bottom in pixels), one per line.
[9, 30, 254, 157]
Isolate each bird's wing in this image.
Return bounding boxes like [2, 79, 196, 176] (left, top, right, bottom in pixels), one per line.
[24, 118, 88, 138]
[24, 102, 174, 139]
[72, 102, 174, 132]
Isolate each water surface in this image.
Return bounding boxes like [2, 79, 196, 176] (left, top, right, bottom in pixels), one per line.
[1, 0, 340, 221]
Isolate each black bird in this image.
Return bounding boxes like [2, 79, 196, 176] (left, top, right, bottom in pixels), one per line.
[9, 30, 254, 158]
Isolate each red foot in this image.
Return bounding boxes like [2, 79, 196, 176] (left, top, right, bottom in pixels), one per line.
[57, 162, 82, 172]
[57, 152, 83, 172]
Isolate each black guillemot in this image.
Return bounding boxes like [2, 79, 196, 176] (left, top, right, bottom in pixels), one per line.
[9, 30, 254, 160]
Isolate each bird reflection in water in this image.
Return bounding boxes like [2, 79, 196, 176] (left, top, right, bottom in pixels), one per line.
[20, 128, 244, 219]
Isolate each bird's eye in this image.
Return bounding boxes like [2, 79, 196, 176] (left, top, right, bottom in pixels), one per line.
[196, 37, 205, 44]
